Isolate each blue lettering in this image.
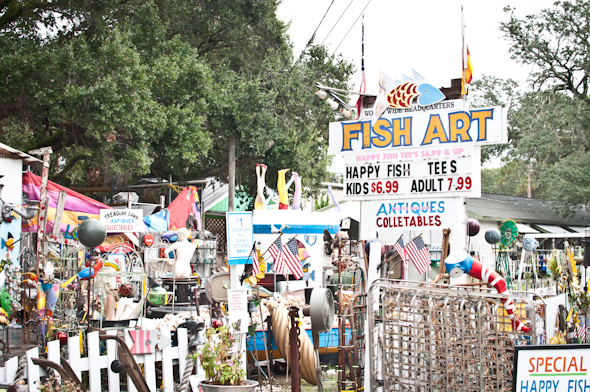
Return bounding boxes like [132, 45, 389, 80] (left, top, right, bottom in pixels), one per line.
[438, 201, 445, 213]
[531, 380, 537, 392]
[376, 204, 387, 216]
[521, 380, 529, 392]
[552, 381, 559, 392]
[583, 379, 590, 392]
[569, 380, 574, 392]
[539, 381, 545, 392]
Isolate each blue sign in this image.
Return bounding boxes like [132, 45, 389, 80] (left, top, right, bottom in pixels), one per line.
[226, 212, 253, 265]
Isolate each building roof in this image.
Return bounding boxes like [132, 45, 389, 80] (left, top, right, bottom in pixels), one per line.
[0, 142, 42, 164]
[466, 194, 590, 227]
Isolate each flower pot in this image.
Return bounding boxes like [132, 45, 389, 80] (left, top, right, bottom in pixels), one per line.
[197, 380, 259, 392]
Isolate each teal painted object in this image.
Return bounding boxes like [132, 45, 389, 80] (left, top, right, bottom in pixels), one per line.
[253, 224, 339, 235]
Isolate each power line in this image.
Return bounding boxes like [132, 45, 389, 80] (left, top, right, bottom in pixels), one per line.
[291, 0, 335, 70]
[320, 0, 356, 46]
[333, 0, 373, 54]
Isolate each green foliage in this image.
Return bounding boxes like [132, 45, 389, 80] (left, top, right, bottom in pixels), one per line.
[471, 2, 590, 214]
[0, 0, 354, 194]
[189, 323, 246, 386]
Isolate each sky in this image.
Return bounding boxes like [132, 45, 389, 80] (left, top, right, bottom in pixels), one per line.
[277, 0, 557, 95]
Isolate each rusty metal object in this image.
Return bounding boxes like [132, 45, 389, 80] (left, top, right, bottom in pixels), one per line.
[31, 357, 84, 390]
[99, 334, 150, 392]
[367, 280, 536, 391]
[288, 306, 301, 392]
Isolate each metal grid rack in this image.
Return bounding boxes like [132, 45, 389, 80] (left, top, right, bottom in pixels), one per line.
[368, 279, 536, 392]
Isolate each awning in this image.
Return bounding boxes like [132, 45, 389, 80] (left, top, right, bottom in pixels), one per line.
[567, 226, 589, 234]
[516, 223, 540, 234]
[534, 224, 569, 234]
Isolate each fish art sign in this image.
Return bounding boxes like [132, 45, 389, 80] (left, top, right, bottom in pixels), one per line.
[328, 72, 507, 154]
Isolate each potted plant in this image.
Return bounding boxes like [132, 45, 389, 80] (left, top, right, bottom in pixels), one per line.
[189, 320, 259, 391]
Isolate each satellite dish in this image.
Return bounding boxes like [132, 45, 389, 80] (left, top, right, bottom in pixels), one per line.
[205, 271, 229, 303]
[523, 236, 539, 252]
[498, 220, 518, 248]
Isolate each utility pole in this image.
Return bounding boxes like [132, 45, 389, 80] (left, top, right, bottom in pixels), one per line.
[228, 134, 235, 212]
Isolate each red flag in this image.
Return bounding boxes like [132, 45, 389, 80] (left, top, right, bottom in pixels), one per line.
[393, 235, 407, 279]
[405, 236, 430, 275]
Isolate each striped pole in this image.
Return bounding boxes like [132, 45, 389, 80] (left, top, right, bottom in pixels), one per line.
[28, 147, 53, 278]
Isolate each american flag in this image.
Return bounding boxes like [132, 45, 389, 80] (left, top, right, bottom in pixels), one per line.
[281, 239, 303, 279]
[393, 235, 407, 280]
[404, 236, 431, 275]
[251, 248, 260, 276]
[269, 237, 286, 274]
[576, 324, 587, 343]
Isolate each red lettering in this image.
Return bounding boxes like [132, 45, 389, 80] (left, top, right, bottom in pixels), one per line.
[545, 357, 553, 372]
[567, 357, 578, 372]
[377, 217, 383, 227]
[554, 357, 562, 372]
[536, 358, 544, 372]
[409, 216, 416, 226]
[529, 357, 535, 372]
[581, 356, 587, 371]
[435, 215, 441, 226]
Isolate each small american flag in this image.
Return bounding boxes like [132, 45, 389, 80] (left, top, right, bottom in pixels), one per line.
[576, 324, 587, 343]
[393, 235, 407, 280]
[269, 237, 286, 274]
[281, 239, 303, 279]
[251, 248, 260, 276]
[405, 236, 431, 275]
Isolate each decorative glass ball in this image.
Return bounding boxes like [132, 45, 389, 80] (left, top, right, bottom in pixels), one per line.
[484, 228, 502, 245]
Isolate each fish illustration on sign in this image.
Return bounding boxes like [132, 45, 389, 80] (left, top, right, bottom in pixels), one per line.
[373, 70, 445, 120]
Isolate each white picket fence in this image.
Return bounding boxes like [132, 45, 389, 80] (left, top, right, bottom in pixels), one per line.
[0, 328, 204, 392]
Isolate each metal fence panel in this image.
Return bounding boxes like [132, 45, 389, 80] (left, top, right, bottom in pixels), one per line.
[368, 279, 536, 392]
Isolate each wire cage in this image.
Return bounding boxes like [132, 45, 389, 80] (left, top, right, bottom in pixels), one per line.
[367, 279, 537, 392]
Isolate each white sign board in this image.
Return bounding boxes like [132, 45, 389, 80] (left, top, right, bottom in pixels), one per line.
[329, 103, 507, 154]
[361, 197, 456, 231]
[228, 289, 248, 333]
[513, 345, 590, 392]
[344, 144, 479, 199]
[226, 212, 253, 265]
[100, 209, 144, 233]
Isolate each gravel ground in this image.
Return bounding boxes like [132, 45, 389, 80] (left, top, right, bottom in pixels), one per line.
[254, 368, 339, 392]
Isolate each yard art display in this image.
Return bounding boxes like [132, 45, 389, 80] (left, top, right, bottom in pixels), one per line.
[372, 70, 446, 120]
[128, 329, 171, 354]
[513, 345, 590, 392]
[445, 251, 530, 332]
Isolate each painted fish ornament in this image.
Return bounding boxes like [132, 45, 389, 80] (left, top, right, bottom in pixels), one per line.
[387, 81, 446, 108]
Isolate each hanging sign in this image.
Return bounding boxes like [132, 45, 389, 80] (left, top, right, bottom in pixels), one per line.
[513, 344, 590, 392]
[361, 197, 456, 231]
[100, 209, 144, 233]
[344, 144, 479, 200]
[329, 103, 507, 154]
[226, 212, 253, 265]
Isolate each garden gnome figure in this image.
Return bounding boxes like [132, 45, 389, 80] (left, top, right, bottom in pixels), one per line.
[255, 163, 267, 210]
[165, 228, 196, 278]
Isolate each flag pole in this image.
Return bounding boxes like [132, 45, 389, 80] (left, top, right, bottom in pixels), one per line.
[461, 5, 467, 101]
